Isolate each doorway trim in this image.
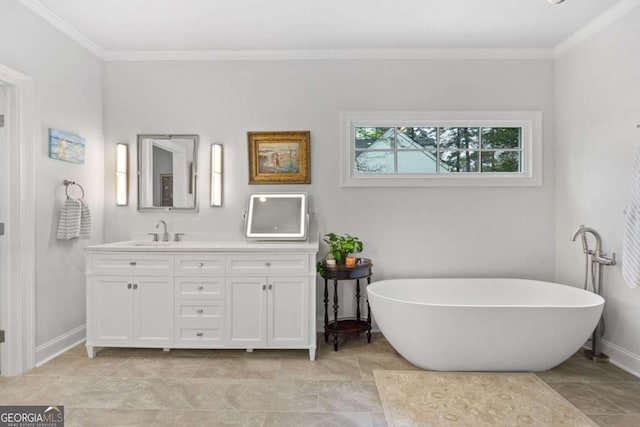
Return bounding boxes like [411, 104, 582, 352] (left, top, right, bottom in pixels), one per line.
[0, 64, 36, 376]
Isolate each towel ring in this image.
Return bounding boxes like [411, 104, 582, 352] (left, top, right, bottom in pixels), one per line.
[64, 179, 85, 199]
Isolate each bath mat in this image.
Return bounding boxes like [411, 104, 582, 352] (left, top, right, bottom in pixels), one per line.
[373, 370, 597, 427]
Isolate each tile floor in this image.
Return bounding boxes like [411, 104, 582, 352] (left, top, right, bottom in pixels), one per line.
[0, 334, 638, 426]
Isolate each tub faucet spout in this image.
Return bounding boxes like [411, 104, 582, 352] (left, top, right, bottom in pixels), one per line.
[571, 225, 601, 254]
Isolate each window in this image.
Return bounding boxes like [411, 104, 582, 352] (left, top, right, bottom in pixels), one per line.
[342, 111, 542, 187]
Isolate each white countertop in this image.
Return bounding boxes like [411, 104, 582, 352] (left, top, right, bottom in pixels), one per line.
[86, 233, 320, 253]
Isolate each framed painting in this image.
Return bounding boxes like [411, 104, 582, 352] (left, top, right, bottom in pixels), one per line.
[247, 131, 310, 184]
[48, 128, 85, 164]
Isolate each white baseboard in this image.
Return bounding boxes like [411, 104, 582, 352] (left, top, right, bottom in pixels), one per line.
[597, 339, 640, 377]
[35, 324, 86, 367]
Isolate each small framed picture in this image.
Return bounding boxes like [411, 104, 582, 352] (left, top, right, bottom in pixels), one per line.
[247, 131, 310, 184]
[48, 128, 85, 164]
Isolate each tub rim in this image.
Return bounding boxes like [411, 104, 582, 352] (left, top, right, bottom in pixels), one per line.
[367, 277, 605, 309]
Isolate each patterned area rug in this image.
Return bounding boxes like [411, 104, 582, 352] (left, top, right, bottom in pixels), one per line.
[373, 370, 597, 427]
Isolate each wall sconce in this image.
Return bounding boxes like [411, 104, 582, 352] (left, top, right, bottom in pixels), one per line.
[211, 144, 223, 207]
[116, 143, 128, 206]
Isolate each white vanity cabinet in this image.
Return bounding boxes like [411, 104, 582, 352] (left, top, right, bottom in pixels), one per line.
[85, 238, 318, 360]
[226, 275, 309, 348]
[225, 254, 310, 350]
[86, 254, 174, 358]
[174, 254, 225, 347]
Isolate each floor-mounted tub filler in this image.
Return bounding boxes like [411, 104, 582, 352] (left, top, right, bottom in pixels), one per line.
[571, 224, 616, 362]
[367, 278, 604, 371]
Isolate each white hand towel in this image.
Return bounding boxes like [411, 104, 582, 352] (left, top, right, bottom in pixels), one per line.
[79, 199, 92, 239]
[56, 198, 82, 240]
[623, 147, 640, 289]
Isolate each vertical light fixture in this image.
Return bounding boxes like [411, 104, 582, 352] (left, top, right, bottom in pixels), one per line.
[116, 143, 128, 206]
[211, 144, 223, 207]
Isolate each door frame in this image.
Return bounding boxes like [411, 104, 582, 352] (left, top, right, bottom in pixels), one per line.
[0, 64, 36, 376]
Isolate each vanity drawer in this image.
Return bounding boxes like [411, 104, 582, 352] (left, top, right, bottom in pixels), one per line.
[175, 277, 224, 299]
[90, 253, 174, 275]
[175, 300, 223, 346]
[175, 254, 225, 274]
[175, 327, 223, 346]
[226, 254, 309, 275]
[176, 300, 223, 319]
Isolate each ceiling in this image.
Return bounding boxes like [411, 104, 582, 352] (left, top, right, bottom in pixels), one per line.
[22, 0, 625, 58]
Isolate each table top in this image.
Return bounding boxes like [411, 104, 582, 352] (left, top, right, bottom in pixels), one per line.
[319, 258, 373, 280]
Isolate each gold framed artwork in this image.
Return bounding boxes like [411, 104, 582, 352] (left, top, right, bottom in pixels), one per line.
[247, 131, 311, 184]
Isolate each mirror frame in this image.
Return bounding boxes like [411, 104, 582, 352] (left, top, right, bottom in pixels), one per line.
[137, 134, 199, 212]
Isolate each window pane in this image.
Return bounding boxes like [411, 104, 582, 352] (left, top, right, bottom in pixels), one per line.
[481, 127, 521, 149]
[354, 150, 395, 173]
[481, 150, 521, 172]
[439, 151, 479, 173]
[439, 127, 479, 150]
[398, 151, 438, 173]
[397, 127, 437, 149]
[355, 127, 394, 149]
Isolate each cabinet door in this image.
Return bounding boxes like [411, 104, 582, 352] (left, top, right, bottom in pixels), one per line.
[133, 276, 174, 346]
[225, 277, 266, 347]
[89, 276, 133, 345]
[267, 276, 309, 347]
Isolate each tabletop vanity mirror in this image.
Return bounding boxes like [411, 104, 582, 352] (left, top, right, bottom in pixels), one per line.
[137, 134, 198, 211]
[245, 193, 308, 241]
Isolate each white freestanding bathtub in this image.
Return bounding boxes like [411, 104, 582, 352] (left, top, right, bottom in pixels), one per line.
[367, 278, 604, 372]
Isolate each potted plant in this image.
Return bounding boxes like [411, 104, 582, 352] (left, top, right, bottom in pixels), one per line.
[321, 232, 363, 266]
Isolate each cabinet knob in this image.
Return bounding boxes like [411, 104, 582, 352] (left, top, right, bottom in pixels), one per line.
[197, 262, 204, 267]
[196, 332, 203, 337]
[129, 261, 137, 266]
[197, 286, 204, 291]
[133, 284, 138, 290]
[127, 283, 132, 289]
[197, 309, 203, 314]
[262, 284, 266, 291]
[268, 284, 273, 290]
[265, 262, 271, 267]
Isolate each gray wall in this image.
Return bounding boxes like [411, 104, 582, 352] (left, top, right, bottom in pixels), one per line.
[104, 59, 555, 283]
[554, 7, 640, 374]
[0, 0, 104, 360]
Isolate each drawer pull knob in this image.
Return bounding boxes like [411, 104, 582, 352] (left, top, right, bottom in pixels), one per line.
[198, 286, 204, 291]
[197, 309, 203, 314]
[196, 332, 203, 337]
[197, 262, 204, 267]
[129, 261, 137, 266]
[265, 262, 271, 267]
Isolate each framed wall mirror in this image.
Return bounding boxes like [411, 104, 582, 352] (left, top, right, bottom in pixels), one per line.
[137, 134, 198, 211]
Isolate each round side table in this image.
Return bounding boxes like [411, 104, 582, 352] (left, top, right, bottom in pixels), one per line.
[319, 258, 373, 351]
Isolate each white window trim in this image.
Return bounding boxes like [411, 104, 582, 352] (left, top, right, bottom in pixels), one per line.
[340, 111, 542, 187]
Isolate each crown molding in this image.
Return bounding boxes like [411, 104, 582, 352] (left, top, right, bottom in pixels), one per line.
[103, 48, 553, 62]
[19, 0, 106, 59]
[24, 0, 635, 63]
[554, 0, 640, 57]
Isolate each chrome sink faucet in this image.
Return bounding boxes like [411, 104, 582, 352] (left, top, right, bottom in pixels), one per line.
[156, 219, 169, 242]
